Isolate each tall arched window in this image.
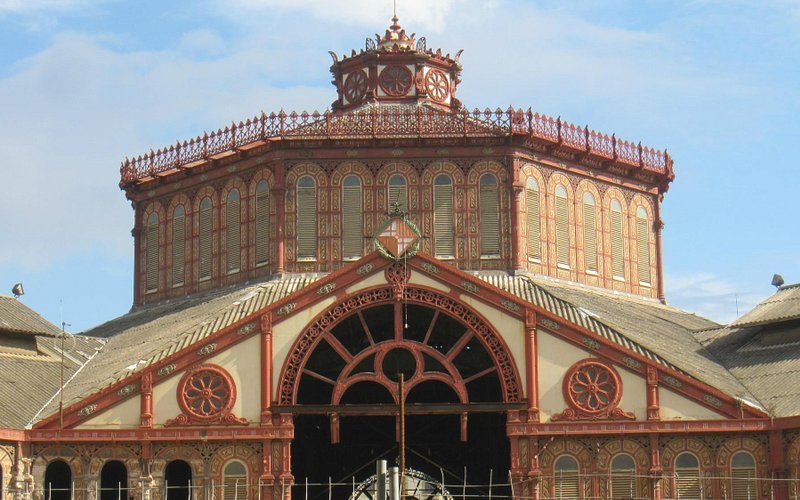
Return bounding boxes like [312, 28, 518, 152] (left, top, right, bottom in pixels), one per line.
[388, 174, 407, 213]
[296, 176, 317, 260]
[555, 184, 570, 268]
[172, 206, 185, 287]
[675, 452, 701, 499]
[198, 197, 213, 281]
[100, 460, 128, 500]
[433, 174, 454, 258]
[255, 180, 270, 266]
[582, 192, 598, 273]
[164, 460, 192, 500]
[342, 175, 363, 260]
[479, 173, 500, 256]
[44, 460, 72, 500]
[610, 454, 636, 499]
[730, 451, 756, 500]
[226, 189, 241, 274]
[610, 199, 624, 279]
[526, 177, 541, 261]
[554, 455, 580, 498]
[222, 461, 248, 500]
[636, 206, 651, 285]
[145, 213, 159, 292]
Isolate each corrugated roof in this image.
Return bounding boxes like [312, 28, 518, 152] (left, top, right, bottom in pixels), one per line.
[730, 283, 800, 328]
[0, 295, 62, 337]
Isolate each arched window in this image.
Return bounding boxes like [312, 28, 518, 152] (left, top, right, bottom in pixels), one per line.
[172, 206, 186, 287]
[526, 177, 541, 261]
[675, 452, 701, 499]
[164, 460, 192, 500]
[222, 461, 248, 500]
[100, 460, 128, 500]
[433, 174, 454, 258]
[198, 197, 213, 281]
[636, 206, 651, 285]
[255, 180, 270, 266]
[554, 455, 580, 498]
[582, 192, 598, 273]
[555, 185, 570, 268]
[387, 174, 408, 213]
[479, 173, 500, 256]
[610, 199, 624, 279]
[342, 175, 363, 260]
[296, 176, 317, 260]
[44, 460, 72, 500]
[610, 454, 636, 499]
[226, 189, 241, 274]
[145, 212, 159, 292]
[731, 451, 756, 500]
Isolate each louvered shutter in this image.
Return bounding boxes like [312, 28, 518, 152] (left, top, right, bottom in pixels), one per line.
[222, 476, 247, 500]
[434, 176, 454, 257]
[199, 198, 212, 280]
[636, 209, 650, 284]
[555, 188, 570, 267]
[296, 177, 317, 259]
[145, 214, 159, 292]
[675, 469, 701, 499]
[388, 175, 407, 213]
[172, 208, 185, 286]
[255, 182, 269, 265]
[611, 202, 624, 279]
[479, 175, 499, 256]
[731, 468, 756, 500]
[342, 177, 362, 259]
[554, 472, 580, 499]
[583, 195, 597, 272]
[526, 184, 541, 260]
[610, 469, 635, 499]
[226, 191, 240, 273]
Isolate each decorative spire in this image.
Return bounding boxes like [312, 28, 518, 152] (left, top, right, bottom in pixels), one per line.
[377, 14, 415, 51]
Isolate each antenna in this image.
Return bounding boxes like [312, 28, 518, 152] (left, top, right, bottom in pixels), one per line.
[393, 0, 397, 19]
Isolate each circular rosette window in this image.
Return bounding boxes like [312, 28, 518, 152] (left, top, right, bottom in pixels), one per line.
[178, 364, 237, 420]
[379, 65, 413, 97]
[564, 359, 621, 414]
[424, 69, 449, 103]
[343, 70, 368, 103]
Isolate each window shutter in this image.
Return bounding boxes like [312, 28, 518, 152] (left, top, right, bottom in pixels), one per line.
[583, 196, 597, 272]
[555, 189, 570, 267]
[675, 469, 701, 499]
[731, 467, 756, 500]
[145, 214, 159, 292]
[636, 210, 651, 284]
[526, 186, 541, 260]
[172, 208, 185, 286]
[479, 175, 499, 256]
[342, 178, 362, 259]
[296, 178, 317, 259]
[611, 203, 624, 279]
[255, 182, 269, 265]
[554, 471, 580, 499]
[226, 191, 240, 273]
[388, 176, 407, 213]
[199, 199, 212, 280]
[434, 176, 454, 257]
[222, 475, 247, 500]
[610, 469, 635, 499]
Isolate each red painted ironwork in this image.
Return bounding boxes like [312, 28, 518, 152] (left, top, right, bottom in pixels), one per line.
[343, 70, 368, 103]
[166, 364, 248, 426]
[552, 359, 635, 421]
[119, 107, 673, 184]
[424, 69, 449, 102]
[379, 65, 413, 96]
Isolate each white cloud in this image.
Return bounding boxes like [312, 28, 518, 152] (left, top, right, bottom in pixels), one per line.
[665, 272, 767, 324]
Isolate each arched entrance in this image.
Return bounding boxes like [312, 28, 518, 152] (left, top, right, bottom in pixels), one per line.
[282, 284, 521, 499]
[100, 460, 128, 500]
[44, 460, 72, 500]
[164, 460, 192, 500]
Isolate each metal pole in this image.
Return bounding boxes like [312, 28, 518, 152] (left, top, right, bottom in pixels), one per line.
[399, 373, 405, 499]
[508, 471, 515, 500]
[389, 467, 400, 500]
[488, 469, 492, 500]
[462, 467, 467, 500]
[377, 460, 387, 500]
[328, 477, 332, 500]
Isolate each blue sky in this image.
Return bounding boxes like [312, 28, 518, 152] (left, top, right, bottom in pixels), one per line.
[1, 0, 797, 332]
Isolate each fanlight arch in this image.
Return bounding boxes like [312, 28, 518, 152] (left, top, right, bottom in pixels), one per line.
[279, 284, 522, 406]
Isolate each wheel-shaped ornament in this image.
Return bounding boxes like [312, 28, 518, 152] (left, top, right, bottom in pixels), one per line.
[379, 65, 413, 97]
[425, 69, 449, 103]
[343, 70, 367, 103]
[178, 364, 236, 420]
[564, 359, 620, 414]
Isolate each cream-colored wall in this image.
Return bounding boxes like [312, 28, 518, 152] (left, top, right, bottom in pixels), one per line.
[458, 294, 525, 395]
[77, 395, 140, 429]
[537, 331, 589, 421]
[205, 335, 261, 422]
[153, 373, 181, 426]
[617, 364, 647, 420]
[345, 273, 385, 295]
[409, 270, 450, 293]
[659, 387, 725, 420]
[272, 296, 337, 401]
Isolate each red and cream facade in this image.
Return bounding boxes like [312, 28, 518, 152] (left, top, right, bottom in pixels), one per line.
[4, 16, 800, 500]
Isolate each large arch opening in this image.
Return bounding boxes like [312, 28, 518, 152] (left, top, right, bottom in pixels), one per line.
[164, 460, 192, 500]
[100, 460, 128, 500]
[44, 460, 72, 500]
[286, 286, 519, 499]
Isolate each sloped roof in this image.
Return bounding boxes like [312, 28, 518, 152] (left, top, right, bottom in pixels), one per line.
[0, 295, 62, 337]
[730, 283, 800, 328]
[473, 272, 759, 407]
